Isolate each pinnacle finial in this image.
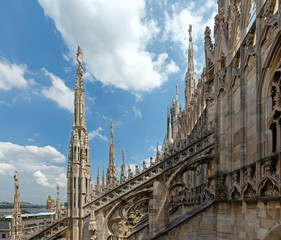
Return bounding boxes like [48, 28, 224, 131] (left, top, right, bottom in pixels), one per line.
[110, 122, 114, 139]
[175, 84, 180, 114]
[77, 46, 83, 65]
[14, 171, 19, 189]
[122, 149, 125, 164]
[188, 25, 192, 42]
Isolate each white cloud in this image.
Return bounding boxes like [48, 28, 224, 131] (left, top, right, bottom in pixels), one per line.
[0, 163, 16, 175]
[42, 69, 74, 113]
[0, 59, 30, 91]
[34, 170, 53, 187]
[163, 1, 217, 55]
[132, 106, 142, 119]
[166, 60, 180, 74]
[88, 127, 108, 142]
[38, 0, 177, 92]
[0, 142, 66, 189]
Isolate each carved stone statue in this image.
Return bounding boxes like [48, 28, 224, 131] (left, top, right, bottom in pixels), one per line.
[135, 165, 140, 175]
[77, 45, 83, 65]
[188, 25, 192, 42]
[14, 171, 19, 189]
[143, 160, 147, 170]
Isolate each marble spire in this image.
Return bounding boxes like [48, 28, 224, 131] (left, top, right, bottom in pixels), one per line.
[73, 45, 86, 130]
[185, 25, 197, 110]
[102, 166, 106, 190]
[55, 184, 61, 221]
[175, 84, 180, 115]
[67, 46, 92, 240]
[120, 149, 126, 183]
[106, 122, 118, 188]
[168, 113, 172, 142]
[97, 166, 100, 191]
[10, 171, 23, 240]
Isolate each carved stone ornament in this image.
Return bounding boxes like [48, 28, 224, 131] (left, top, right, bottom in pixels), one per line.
[168, 185, 187, 211]
[231, 187, 241, 199]
[216, 187, 228, 200]
[89, 206, 97, 231]
[244, 183, 256, 198]
[205, 188, 215, 200]
[260, 178, 279, 196]
[127, 199, 149, 226]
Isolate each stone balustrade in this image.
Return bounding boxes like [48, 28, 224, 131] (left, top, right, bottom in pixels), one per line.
[84, 131, 215, 213]
[27, 217, 68, 240]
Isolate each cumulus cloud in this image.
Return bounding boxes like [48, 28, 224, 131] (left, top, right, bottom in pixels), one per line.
[38, 0, 178, 92]
[163, 1, 217, 56]
[166, 60, 180, 74]
[0, 142, 66, 189]
[0, 58, 30, 91]
[34, 170, 53, 187]
[88, 127, 108, 142]
[132, 106, 142, 119]
[0, 163, 16, 175]
[42, 69, 74, 113]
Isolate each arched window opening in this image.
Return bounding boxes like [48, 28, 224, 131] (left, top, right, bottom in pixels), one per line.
[270, 122, 277, 153]
[271, 86, 276, 110]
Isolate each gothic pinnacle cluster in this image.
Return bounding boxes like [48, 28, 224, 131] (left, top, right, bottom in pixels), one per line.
[164, 24, 203, 149]
[95, 123, 128, 194]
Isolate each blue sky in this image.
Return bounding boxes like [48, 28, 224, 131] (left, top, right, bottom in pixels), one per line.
[0, 0, 217, 204]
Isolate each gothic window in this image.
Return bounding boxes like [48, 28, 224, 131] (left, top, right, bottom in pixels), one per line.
[268, 70, 281, 153]
[270, 122, 277, 152]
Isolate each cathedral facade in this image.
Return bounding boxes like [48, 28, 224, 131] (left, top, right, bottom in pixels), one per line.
[8, 0, 281, 239]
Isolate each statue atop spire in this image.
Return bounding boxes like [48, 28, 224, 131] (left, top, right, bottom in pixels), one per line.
[175, 84, 180, 115]
[110, 122, 114, 144]
[77, 45, 83, 65]
[67, 46, 92, 239]
[55, 184, 61, 221]
[107, 122, 118, 189]
[120, 149, 126, 183]
[188, 25, 192, 42]
[73, 45, 86, 129]
[168, 113, 173, 143]
[185, 24, 197, 110]
[10, 171, 23, 240]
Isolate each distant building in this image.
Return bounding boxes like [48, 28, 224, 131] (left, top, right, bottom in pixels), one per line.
[46, 195, 55, 210]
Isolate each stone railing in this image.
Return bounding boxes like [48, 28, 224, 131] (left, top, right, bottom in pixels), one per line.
[27, 217, 68, 240]
[84, 131, 215, 213]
